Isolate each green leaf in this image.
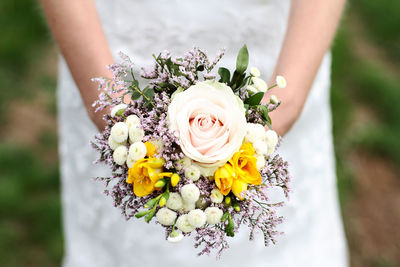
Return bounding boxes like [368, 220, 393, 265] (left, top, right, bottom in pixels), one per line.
[162, 191, 170, 202]
[244, 92, 264, 106]
[236, 45, 249, 74]
[143, 87, 155, 101]
[218, 67, 231, 83]
[225, 214, 235, 237]
[258, 105, 272, 128]
[221, 212, 229, 222]
[144, 196, 160, 209]
[244, 104, 249, 113]
[131, 90, 141, 100]
[145, 207, 157, 223]
[135, 210, 150, 218]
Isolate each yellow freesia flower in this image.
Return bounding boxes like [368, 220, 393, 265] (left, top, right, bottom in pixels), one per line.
[145, 141, 157, 157]
[214, 143, 261, 200]
[214, 164, 234, 195]
[127, 157, 164, 197]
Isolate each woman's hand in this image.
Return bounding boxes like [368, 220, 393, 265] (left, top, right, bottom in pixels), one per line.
[263, 0, 347, 136]
[40, 0, 114, 131]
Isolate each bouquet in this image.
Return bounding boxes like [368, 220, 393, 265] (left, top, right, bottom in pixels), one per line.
[91, 45, 291, 257]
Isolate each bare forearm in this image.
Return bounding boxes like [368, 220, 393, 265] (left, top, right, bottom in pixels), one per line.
[265, 0, 346, 135]
[40, 0, 113, 130]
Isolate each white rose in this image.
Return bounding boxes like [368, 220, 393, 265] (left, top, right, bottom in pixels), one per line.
[129, 127, 145, 144]
[167, 231, 184, 243]
[176, 215, 195, 233]
[205, 207, 223, 225]
[276, 75, 287, 89]
[110, 122, 129, 143]
[168, 81, 247, 168]
[156, 208, 177, 226]
[128, 142, 147, 161]
[253, 140, 268, 155]
[110, 104, 127, 117]
[256, 154, 266, 170]
[108, 136, 126, 150]
[210, 188, 224, 204]
[184, 165, 201, 181]
[180, 184, 200, 203]
[166, 193, 183, 211]
[182, 200, 196, 212]
[187, 209, 206, 228]
[244, 123, 266, 144]
[265, 130, 279, 148]
[250, 67, 261, 77]
[113, 145, 128, 166]
[252, 77, 268, 93]
[126, 114, 141, 129]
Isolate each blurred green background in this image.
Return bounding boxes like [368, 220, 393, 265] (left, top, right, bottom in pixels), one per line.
[0, 0, 399, 266]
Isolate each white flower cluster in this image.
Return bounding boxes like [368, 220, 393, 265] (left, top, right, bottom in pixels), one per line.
[157, 184, 224, 236]
[246, 67, 268, 94]
[109, 108, 164, 167]
[244, 123, 279, 170]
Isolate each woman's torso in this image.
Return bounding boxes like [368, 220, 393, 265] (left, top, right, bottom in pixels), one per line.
[57, 1, 348, 266]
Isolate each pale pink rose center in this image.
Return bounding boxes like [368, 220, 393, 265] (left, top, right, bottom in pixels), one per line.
[188, 112, 229, 156]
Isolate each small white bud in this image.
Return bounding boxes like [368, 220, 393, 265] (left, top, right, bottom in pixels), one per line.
[205, 207, 223, 225]
[184, 165, 201, 181]
[270, 95, 279, 104]
[175, 157, 192, 171]
[113, 145, 128, 166]
[246, 85, 258, 94]
[176, 215, 195, 233]
[250, 67, 261, 77]
[244, 123, 266, 144]
[110, 122, 129, 143]
[181, 184, 200, 203]
[210, 188, 224, 204]
[256, 154, 266, 170]
[126, 114, 141, 129]
[166, 193, 183, 211]
[167, 231, 184, 243]
[110, 104, 127, 117]
[182, 200, 196, 212]
[126, 154, 136, 168]
[276, 75, 287, 89]
[156, 208, 177, 226]
[187, 209, 207, 228]
[265, 130, 279, 148]
[253, 140, 269, 155]
[128, 142, 147, 161]
[129, 127, 145, 144]
[252, 77, 268, 93]
[108, 136, 126, 150]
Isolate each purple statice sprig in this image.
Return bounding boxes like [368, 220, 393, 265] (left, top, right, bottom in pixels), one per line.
[141, 47, 225, 92]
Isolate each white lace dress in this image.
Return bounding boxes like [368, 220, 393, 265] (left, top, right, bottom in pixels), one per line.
[57, 0, 348, 266]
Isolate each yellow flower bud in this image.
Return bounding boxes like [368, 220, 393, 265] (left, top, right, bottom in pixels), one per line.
[224, 196, 231, 205]
[159, 197, 167, 207]
[154, 179, 166, 188]
[233, 203, 240, 212]
[171, 173, 180, 187]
